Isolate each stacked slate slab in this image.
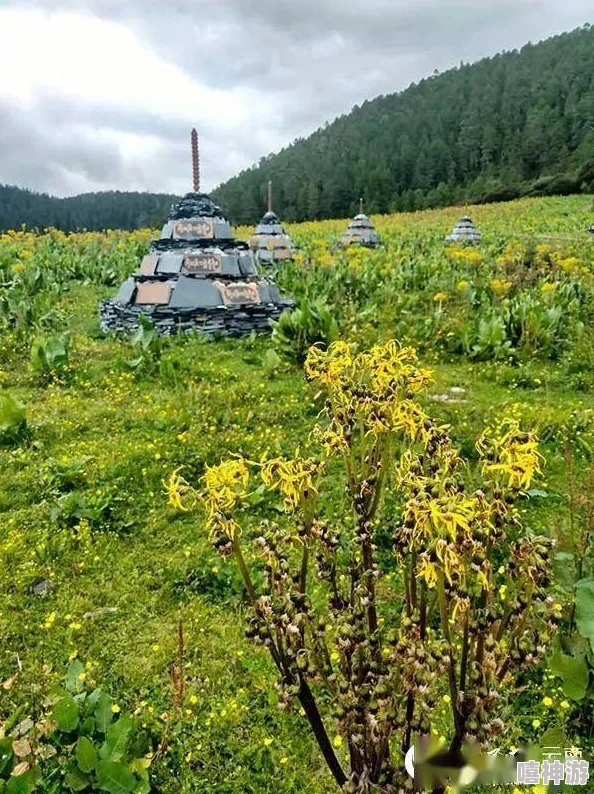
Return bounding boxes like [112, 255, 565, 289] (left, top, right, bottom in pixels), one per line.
[100, 192, 294, 336]
[339, 213, 381, 248]
[445, 216, 481, 244]
[249, 210, 296, 266]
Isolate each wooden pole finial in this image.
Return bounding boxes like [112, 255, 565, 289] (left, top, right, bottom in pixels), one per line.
[191, 128, 200, 193]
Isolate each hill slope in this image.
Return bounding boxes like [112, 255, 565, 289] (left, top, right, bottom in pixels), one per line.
[0, 185, 179, 232]
[212, 24, 594, 224]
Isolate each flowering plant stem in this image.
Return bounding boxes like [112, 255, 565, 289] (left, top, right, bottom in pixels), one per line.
[183, 340, 560, 793]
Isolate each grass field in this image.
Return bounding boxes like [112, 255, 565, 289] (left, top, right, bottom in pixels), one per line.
[0, 196, 593, 793]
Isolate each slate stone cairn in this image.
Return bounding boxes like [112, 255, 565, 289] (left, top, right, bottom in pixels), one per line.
[445, 215, 481, 244]
[339, 198, 381, 248]
[249, 181, 296, 266]
[100, 132, 294, 337]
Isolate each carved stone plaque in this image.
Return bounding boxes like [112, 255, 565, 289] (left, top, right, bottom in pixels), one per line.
[173, 219, 214, 239]
[135, 281, 171, 305]
[218, 282, 261, 305]
[182, 254, 221, 275]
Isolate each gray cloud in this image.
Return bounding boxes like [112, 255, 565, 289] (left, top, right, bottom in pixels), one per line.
[0, 0, 592, 196]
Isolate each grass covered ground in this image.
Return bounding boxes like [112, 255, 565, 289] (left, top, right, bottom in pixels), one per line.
[0, 196, 593, 792]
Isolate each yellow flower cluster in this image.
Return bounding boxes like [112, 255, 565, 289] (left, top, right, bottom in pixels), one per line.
[261, 456, 321, 512]
[477, 420, 542, 490]
[305, 340, 433, 449]
[445, 247, 483, 266]
[164, 467, 195, 512]
[489, 278, 513, 297]
[201, 459, 250, 539]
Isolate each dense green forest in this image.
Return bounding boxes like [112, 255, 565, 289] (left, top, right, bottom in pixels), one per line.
[213, 24, 594, 223]
[0, 185, 178, 232]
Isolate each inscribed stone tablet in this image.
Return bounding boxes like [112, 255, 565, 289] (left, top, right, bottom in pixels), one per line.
[135, 281, 172, 305]
[182, 253, 222, 275]
[219, 282, 261, 305]
[173, 219, 214, 239]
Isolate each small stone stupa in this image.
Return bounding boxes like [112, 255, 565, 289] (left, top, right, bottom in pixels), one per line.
[445, 215, 481, 244]
[100, 130, 294, 336]
[339, 199, 381, 248]
[249, 181, 296, 266]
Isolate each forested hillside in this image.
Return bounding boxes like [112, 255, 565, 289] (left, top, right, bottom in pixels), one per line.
[213, 24, 594, 223]
[0, 185, 178, 232]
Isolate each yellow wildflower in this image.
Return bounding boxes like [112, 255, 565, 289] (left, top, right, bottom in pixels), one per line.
[260, 456, 321, 512]
[164, 467, 194, 512]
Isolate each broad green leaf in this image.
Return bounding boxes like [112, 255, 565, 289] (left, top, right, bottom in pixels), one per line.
[86, 688, 103, 709]
[5, 770, 38, 794]
[65, 766, 90, 792]
[575, 578, 594, 651]
[548, 650, 589, 700]
[553, 552, 576, 590]
[65, 660, 86, 695]
[94, 693, 113, 735]
[0, 394, 25, 434]
[79, 717, 96, 737]
[129, 760, 150, 794]
[99, 716, 134, 762]
[52, 696, 80, 732]
[536, 725, 569, 759]
[0, 740, 15, 778]
[76, 737, 97, 774]
[96, 760, 137, 794]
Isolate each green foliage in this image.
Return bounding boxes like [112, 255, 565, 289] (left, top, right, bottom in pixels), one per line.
[575, 579, 594, 652]
[0, 393, 27, 445]
[271, 300, 339, 364]
[126, 316, 163, 374]
[45, 661, 151, 794]
[262, 348, 282, 377]
[547, 459, 594, 737]
[30, 333, 70, 380]
[548, 650, 590, 700]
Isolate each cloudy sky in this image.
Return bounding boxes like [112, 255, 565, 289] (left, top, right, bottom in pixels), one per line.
[0, 0, 591, 197]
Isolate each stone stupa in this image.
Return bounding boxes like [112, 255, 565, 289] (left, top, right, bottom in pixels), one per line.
[339, 199, 381, 248]
[249, 181, 296, 266]
[100, 130, 294, 336]
[445, 215, 481, 244]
